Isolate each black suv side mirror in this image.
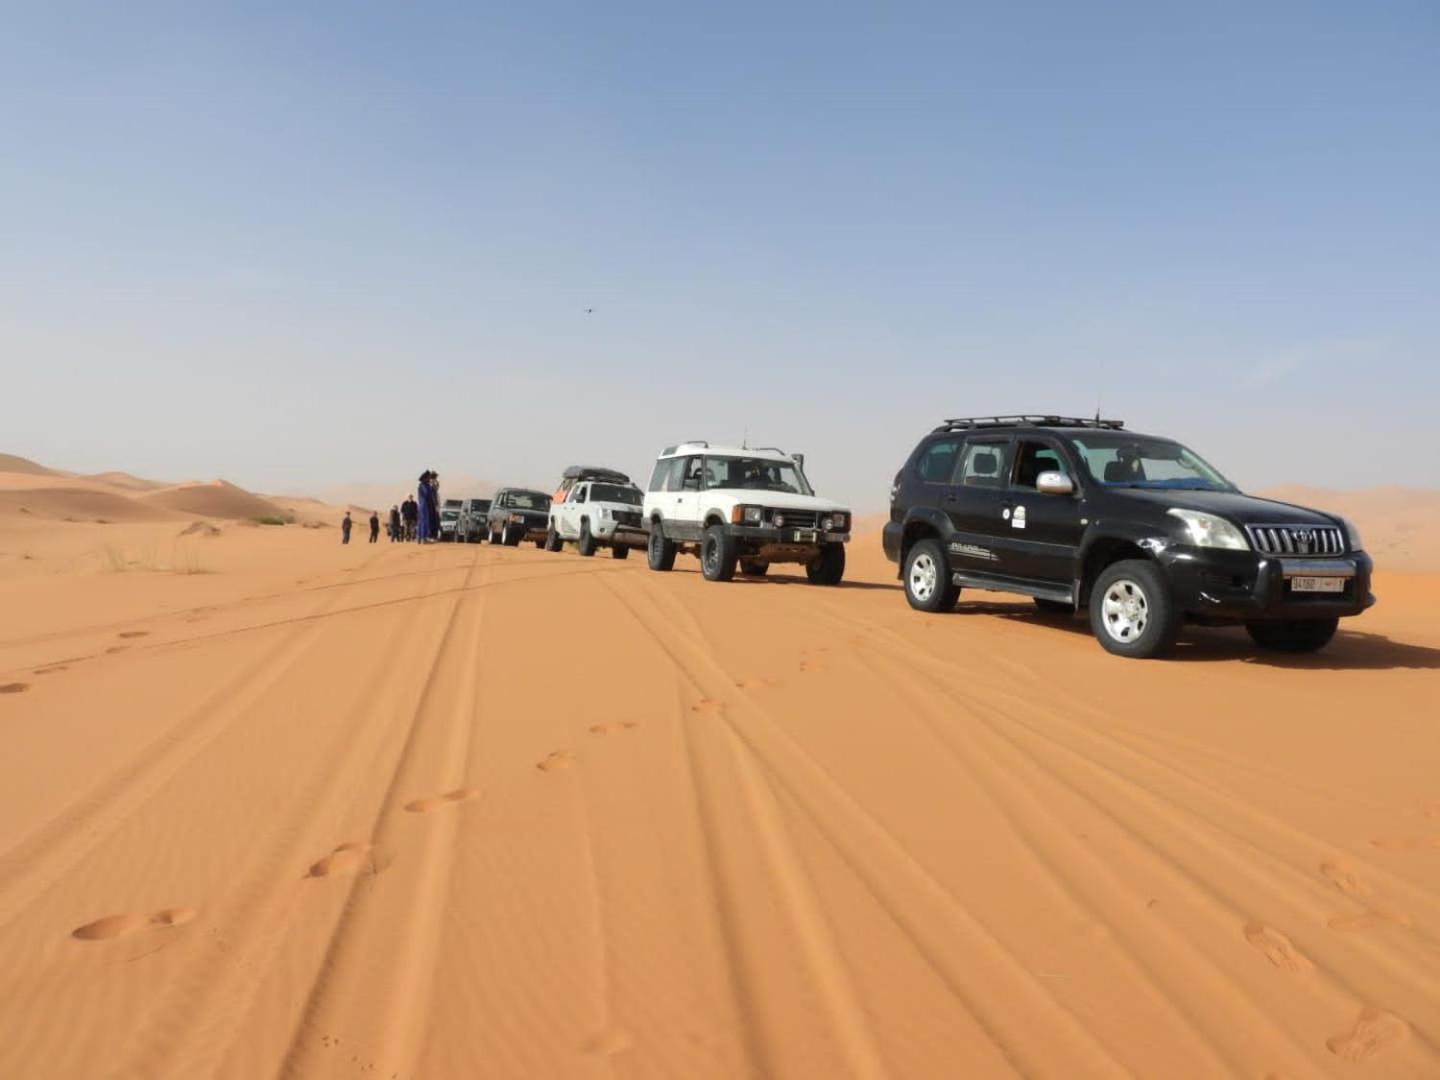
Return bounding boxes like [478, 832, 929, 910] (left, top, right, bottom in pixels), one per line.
[1036, 471, 1074, 496]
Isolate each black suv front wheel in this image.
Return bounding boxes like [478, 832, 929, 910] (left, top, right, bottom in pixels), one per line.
[1246, 618, 1338, 653]
[1089, 560, 1180, 658]
[903, 539, 959, 613]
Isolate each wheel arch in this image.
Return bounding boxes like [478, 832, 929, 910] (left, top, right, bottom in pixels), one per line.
[899, 511, 948, 565]
[1078, 535, 1154, 606]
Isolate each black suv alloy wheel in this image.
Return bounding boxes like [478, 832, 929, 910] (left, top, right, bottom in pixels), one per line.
[903, 539, 959, 613]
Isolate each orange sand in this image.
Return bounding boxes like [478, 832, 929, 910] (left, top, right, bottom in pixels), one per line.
[1, 464, 1437, 1077]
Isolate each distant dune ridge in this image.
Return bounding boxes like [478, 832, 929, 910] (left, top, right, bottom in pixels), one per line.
[138, 480, 290, 522]
[0, 455, 340, 527]
[0, 453, 59, 476]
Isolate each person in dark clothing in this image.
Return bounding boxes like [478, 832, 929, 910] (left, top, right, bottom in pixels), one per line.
[389, 505, 402, 542]
[369, 511, 380, 543]
[416, 472, 434, 543]
[341, 511, 353, 544]
[402, 496, 418, 541]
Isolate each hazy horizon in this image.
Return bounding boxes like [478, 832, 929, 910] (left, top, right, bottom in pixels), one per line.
[3, 3, 1436, 511]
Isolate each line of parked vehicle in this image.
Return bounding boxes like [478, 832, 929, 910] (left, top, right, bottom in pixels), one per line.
[438, 417, 1376, 660]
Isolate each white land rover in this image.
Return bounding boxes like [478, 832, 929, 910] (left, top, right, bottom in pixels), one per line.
[544, 466, 647, 559]
[642, 442, 851, 583]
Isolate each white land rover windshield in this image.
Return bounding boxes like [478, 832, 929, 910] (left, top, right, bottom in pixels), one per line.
[706, 456, 812, 495]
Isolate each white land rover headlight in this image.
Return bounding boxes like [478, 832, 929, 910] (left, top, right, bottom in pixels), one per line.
[1168, 509, 1250, 550]
[822, 512, 848, 531]
[730, 505, 765, 525]
[773, 512, 785, 528]
[1339, 516, 1363, 552]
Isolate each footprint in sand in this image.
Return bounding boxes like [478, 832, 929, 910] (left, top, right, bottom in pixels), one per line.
[307, 842, 373, 878]
[583, 1028, 633, 1056]
[0, 682, 30, 695]
[735, 677, 779, 690]
[1326, 1007, 1408, 1061]
[1319, 859, 1370, 898]
[1371, 835, 1440, 852]
[105, 646, 128, 655]
[33, 665, 67, 675]
[404, 788, 481, 813]
[588, 722, 638, 736]
[536, 750, 575, 773]
[72, 907, 196, 942]
[1327, 909, 1413, 932]
[116, 631, 150, 640]
[690, 699, 724, 715]
[1243, 923, 1312, 973]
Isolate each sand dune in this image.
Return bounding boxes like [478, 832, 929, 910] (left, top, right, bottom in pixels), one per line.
[0, 486, 175, 523]
[84, 470, 168, 492]
[139, 480, 291, 522]
[0, 453, 61, 475]
[0, 511, 1436, 1078]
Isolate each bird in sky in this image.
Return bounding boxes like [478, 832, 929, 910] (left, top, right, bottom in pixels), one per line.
[584, 308, 594, 314]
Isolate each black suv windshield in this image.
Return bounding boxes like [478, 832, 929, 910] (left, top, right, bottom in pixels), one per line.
[590, 483, 642, 505]
[707, 456, 812, 495]
[500, 492, 550, 510]
[1070, 435, 1235, 492]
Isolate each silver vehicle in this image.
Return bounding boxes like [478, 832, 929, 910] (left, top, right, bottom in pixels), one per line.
[455, 498, 492, 542]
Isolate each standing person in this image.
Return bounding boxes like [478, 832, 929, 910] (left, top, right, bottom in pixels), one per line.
[416, 471, 434, 543]
[428, 471, 441, 541]
[341, 511, 353, 545]
[389, 504, 402, 542]
[401, 496, 417, 541]
[369, 510, 380, 543]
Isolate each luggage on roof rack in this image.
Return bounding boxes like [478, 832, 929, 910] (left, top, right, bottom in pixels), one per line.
[933, 415, 1125, 433]
[562, 465, 632, 484]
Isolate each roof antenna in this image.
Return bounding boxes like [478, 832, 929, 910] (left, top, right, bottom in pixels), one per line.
[741, 425, 749, 450]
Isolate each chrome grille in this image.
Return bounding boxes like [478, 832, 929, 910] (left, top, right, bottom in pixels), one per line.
[1244, 524, 1345, 556]
[771, 509, 818, 529]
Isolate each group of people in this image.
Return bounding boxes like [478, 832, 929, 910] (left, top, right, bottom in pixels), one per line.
[340, 510, 382, 545]
[341, 469, 444, 546]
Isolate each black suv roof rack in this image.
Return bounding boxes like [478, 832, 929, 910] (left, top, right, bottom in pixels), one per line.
[933, 415, 1126, 433]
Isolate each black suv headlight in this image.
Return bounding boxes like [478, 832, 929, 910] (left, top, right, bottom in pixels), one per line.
[1167, 509, 1249, 550]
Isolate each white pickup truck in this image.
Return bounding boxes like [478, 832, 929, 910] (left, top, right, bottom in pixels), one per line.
[641, 442, 851, 583]
[545, 466, 648, 559]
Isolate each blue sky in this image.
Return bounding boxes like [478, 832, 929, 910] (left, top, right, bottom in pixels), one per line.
[2, 2, 1436, 507]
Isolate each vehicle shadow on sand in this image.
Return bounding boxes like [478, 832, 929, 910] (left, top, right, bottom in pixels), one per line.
[958, 602, 1440, 671]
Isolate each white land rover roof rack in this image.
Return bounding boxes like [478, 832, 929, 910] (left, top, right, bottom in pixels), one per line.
[659, 441, 792, 462]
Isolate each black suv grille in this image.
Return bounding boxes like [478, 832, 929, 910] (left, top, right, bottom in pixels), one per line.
[1245, 524, 1345, 556]
[771, 510, 818, 529]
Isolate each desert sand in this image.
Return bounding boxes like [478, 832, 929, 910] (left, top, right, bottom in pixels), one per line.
[1, 463, 1438, 1078]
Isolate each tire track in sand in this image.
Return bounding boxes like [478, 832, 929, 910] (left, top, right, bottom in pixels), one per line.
[275, 548, 490, 1079]
[604, 573, 1123, 1078]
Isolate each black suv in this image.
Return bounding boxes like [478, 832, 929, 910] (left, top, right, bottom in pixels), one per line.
[485, 488, 552, 547]
[883, 416, 1374, 658]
